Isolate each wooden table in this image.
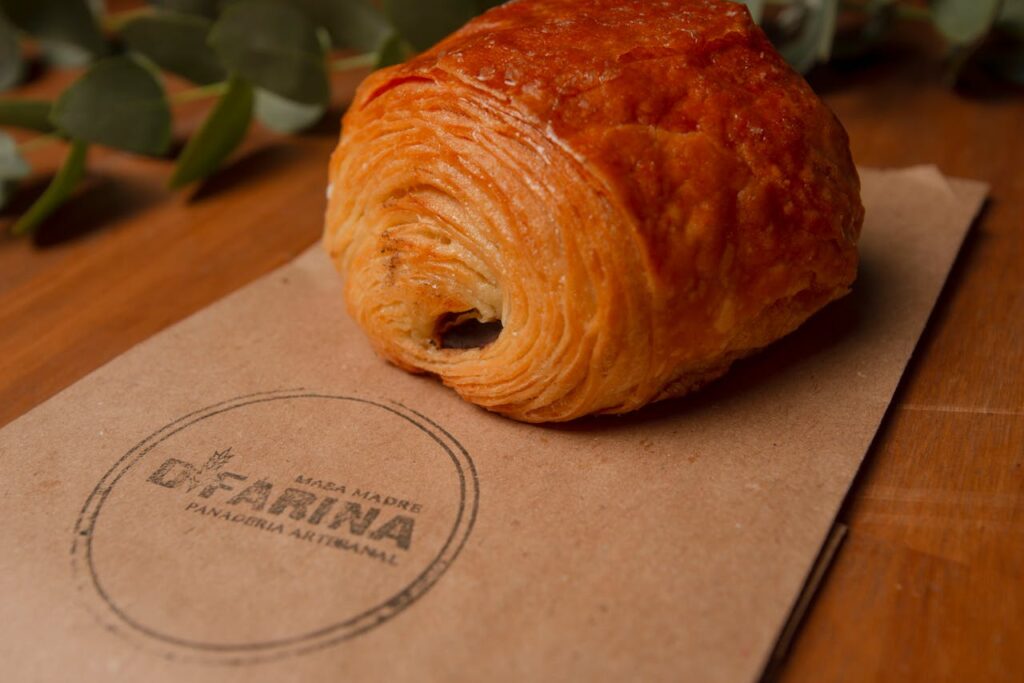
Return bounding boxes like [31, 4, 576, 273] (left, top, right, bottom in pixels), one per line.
[2, 36, 1021, 683]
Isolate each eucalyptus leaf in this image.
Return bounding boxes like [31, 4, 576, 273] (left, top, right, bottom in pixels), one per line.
[816, 0, 839, 59]
[41, 41, 96, 67]
[52, 56, 172, 156]
[254, 88, 325, 133]
[210, 0, 329, 105]
[0, 130, 30, 210]
[382, 0, 477, 51]
[10, 139, 88, 236]
[121, 11, 226, 85]
[931, 0, 1003, 45]
[731, 0, 765, 23]
[170, 77, 253, 188]
[997, 0, 1024, 40]
[149, 0, 219, 18]
[0, 99, 55, 132]
[375, 32, 416, 69]
[779, 0, 839, 73]
[287, 0, 392, 53]
[0, 0, 107, 58]
[984, 0, 1024, 86]
[0, 11, 23, 91]
[0, 130, 29, 180]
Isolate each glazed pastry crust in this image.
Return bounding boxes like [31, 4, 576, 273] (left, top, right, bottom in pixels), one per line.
[325, 0, 864, 422]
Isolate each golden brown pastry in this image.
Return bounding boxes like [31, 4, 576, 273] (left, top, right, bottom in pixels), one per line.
[324, 0, 863, 423]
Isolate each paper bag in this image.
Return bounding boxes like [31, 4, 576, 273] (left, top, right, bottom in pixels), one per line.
[0, 166, 987, 682]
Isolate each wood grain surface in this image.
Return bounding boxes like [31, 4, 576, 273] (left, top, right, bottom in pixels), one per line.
[1, 22, 1021, 683]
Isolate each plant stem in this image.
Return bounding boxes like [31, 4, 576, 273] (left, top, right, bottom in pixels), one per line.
[331, 53, 377, 71]
[171, 82, 229, 104]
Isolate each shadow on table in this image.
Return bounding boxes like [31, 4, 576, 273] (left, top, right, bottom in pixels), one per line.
[181, 104, 344, 203]
[0, 173, 164, 248]
[188, 143, 305, 204]
[295, 107, 344, 138]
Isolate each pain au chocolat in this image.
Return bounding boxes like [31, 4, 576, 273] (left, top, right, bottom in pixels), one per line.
[324, 0, 864, 423]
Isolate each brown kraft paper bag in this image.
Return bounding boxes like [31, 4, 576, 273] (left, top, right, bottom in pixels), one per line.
[0, 166, 988, 682]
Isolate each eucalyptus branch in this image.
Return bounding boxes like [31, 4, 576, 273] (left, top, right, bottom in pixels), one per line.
[14, 52, 378, 159]
[2, 0, 1022, 237]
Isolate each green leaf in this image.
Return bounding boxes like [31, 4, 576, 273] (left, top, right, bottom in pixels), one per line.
[210, 0, 329, 105]
[170, 76, 253, 188]
[0, 0, 107, 58]
[149, 0, 219, 18]
[731, 0, 765, 23]
[779, 0, 839, 73]
[0, 129, 30, 210]
[375, 32, 416, 69]
[0, 11, 23, 91]
[997, 0, 1024, 40]
[0, 130, 29, 180]
[931, 0, 1002, 45]
[41, 41, 94, 67]
[287, 0, 392, 53]
[121, 11, 226, 85]
[813, 0, 839, 62]
[0, 99, 55, 132]
[52, 56, 172, 156]
[984, 0, 1024, 84]
[10, 139, 87, 236]
[375, 32, 414, 68]
[253, 88, 325, 133]
[382, 0, 477, 51]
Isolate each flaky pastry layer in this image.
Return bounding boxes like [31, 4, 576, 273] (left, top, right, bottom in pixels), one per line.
[325, 0, 864, 422]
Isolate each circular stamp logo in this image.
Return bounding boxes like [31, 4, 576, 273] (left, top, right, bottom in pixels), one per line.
[71, 390, 478, 664]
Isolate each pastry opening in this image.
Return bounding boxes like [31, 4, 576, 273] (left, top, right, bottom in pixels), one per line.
[435, 310, 503, 350]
